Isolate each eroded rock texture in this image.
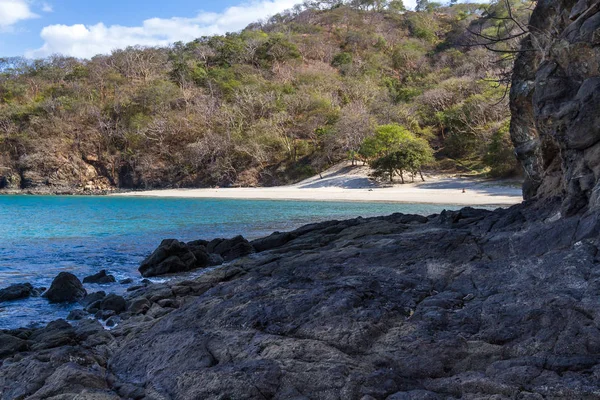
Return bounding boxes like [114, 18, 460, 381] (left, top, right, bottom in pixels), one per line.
[2, 207, 600, 399]
[510, 0, 600, 214]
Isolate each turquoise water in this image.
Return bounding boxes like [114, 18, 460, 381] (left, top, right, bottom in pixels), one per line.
[0, 195, 480, 329]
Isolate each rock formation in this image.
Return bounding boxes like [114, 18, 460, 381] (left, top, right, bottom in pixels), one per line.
[83, 270, 117, 284]
[42, 272, 87, 303]
[2, 207, 600, 399]
[0, 283, 43, 302]
[510, 0, 600, 215]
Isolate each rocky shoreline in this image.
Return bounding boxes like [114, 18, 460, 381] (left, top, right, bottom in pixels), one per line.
[2, 201, 600, 399]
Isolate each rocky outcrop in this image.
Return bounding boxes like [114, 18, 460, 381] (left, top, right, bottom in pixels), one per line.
[3, 206, 600, 399]
[0, 283, 43, 302]
[138, 236, 252, 277]
[138, 239, 212, 277]
[42, 272, 87, 303]
[83, 270, 117, 284]
[510, 0, 600, 214]
[206, 235, 255, 261]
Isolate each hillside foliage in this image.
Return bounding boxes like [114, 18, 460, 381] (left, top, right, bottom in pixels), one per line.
[0, 0, 532, 191]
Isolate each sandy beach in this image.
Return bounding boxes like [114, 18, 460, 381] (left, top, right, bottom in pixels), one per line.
[113, 163, 523, 206]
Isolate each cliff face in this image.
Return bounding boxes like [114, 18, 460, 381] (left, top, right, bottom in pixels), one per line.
[510, 0, 600, 215]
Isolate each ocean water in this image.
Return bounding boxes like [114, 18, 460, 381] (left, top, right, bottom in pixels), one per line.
[0, 195, 487, 329]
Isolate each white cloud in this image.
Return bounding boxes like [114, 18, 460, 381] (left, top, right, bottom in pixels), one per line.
[42, 2, 52, 12]
[26, 0, 300, 59]
[0, 0, 38, 30]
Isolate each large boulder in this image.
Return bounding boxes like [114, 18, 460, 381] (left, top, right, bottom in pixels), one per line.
[43, 272, 87, 303]
[0, 283, 41, 302]
[139, 239, 210, 277]
[207, 235, 254, 261]
[83, 270, 116, 284]
[100, 294, 127, 314]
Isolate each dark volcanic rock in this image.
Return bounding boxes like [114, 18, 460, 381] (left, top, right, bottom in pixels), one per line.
[100, 294, 127, 314]
[67, 309, 88, 321]
[4, 206, 600, 398]
[139, 239, 211, 277]
[250, 231, 295, 252]
[0, 333, 28, 358]
[83, 270, 116, 284]
[43, 272, 87, 303]
[0, 283, 38, 302]
[80, 291, 106, 308]
[207, 235, 254, 261]
[510, 0, 600, 215]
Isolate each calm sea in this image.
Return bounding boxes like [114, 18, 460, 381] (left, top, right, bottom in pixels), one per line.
[0, 195, 485, 329]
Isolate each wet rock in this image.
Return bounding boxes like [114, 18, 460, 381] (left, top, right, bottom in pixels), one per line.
[80, 291, 106, 307]
[119, 278, 134, 285]
[83, 270, 116, 284]
[43, 272, 87, 303]
[67, 309, 88, 321]
[100, 294, 127, 314]
[0, 283, 38, 302]
[106, 315, 120, 328]
[139, 239, 211, 277]
[96, 310, 116, 320]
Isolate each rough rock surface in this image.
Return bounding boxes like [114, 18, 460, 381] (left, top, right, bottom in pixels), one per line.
[207, 235, 255, 261]
[0, 283, 42, 302]
[42, 272, 87, 303]
[138, 239, 213, 277]
[2, 204, 600, 399]
[510, 0, 600, 215]
[83, 270, 117, 284]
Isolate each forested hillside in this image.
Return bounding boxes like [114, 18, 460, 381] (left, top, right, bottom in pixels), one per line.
[0, 0, 531, 192]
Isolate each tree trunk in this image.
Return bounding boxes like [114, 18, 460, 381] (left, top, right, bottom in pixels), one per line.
[419, 169, 425, 182]
[400, 170, 404, 184]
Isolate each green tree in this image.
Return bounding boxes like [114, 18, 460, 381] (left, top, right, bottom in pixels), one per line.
[359, 124, 413, 159]
[388, 0, 406, 12]
[361, 124, 433, 183]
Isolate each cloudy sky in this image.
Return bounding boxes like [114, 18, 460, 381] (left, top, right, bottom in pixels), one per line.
[0, 0, 421, 59]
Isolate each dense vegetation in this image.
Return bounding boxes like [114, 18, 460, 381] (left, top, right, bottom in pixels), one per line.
[0, 0, 532, 191]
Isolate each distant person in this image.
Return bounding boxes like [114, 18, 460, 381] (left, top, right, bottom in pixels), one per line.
[462, 188, 466, 193]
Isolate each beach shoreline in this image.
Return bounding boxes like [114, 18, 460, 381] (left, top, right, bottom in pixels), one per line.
[112, 163, 523, 206]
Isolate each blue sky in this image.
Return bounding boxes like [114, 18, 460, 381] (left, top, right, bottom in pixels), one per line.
[0, 0, 420, 59]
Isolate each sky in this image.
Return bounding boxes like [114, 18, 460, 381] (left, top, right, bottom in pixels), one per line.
[0, 0, 421, 59]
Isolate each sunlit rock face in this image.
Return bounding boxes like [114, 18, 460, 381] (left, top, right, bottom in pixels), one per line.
[511, 0, 600, 215]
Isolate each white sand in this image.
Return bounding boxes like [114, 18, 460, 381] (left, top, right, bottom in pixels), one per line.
[113, 162, 523, 206]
